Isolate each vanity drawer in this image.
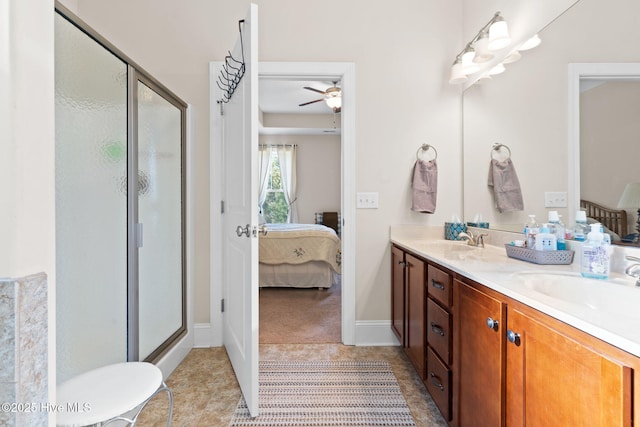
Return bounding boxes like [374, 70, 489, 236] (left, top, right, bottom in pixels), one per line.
[426, 347, 451, 421]
[427, 298, 451, 364]
[427, 264, 452, 308]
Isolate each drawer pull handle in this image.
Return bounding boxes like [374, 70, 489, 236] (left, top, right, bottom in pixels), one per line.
[507, 329, 521, 346]
[429, 372, 445, 391]
[431, 279, 445, 290]
[486, 317, 499, 331]
[430, 322, 445, 336]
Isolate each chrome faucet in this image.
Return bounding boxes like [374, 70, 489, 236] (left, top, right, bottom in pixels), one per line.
[625, 255, 640, 287]
[457, 231, 488, 248]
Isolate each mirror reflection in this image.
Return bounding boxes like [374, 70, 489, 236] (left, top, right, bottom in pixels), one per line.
[462, 0, 640, 246]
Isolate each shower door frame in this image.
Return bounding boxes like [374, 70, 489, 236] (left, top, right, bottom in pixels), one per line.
[55, 3, 188, 365]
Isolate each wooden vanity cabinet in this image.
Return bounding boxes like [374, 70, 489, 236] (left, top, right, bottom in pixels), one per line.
[455, 277, 639, 427]
[391, 245, 427, 378]
[505, 301, 634, 427]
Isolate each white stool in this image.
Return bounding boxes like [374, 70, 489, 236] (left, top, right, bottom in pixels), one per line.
[57, 362, 173, 426]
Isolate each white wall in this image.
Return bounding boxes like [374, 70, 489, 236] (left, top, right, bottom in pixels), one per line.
[3, 0, 56, 421]
[69, 0, 463, 324]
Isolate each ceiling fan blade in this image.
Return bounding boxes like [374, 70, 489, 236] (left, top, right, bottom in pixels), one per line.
[303, 86, 327, 95]
[299, 98, 324, 107]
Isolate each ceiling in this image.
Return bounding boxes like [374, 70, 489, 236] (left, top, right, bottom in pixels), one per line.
[258, 79, 341, 115]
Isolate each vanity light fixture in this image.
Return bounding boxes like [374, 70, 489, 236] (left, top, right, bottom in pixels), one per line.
[448, 12, 541, 85]
[502, 50, 522, 64]
[449, 57, 468, 84]
[472, 30, 494, 63]
[488, 14, 511, 51]
[519, 34, 542, 51]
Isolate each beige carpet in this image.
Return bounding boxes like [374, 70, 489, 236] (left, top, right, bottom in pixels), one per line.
[259, 280, 341, 344]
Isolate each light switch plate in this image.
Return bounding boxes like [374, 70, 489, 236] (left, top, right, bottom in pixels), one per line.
[357, 192, 379, 209]
[544, 191, 568, 208]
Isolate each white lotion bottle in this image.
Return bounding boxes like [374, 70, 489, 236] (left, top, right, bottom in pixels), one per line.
[581, 223, 610, 279]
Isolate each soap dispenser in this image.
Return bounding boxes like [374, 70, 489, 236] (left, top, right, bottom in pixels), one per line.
[581, 223, 610, 279]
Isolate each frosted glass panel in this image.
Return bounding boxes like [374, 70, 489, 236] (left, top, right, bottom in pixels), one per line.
[55, 14, 128, 382]
[138, 82, 184, 359]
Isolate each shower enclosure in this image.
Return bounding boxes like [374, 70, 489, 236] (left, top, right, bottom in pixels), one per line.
[55, 8, 187, 382]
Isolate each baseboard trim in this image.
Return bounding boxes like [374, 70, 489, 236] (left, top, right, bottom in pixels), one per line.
[193, 322, 218, 348]
[355, 320, 401, 346]
[155, 331, 192, 380]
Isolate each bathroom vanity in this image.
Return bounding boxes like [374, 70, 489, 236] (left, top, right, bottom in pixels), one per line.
[390, 226, 640, 427]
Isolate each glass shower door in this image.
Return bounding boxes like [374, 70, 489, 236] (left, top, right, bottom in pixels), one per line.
[137, 81, 185, 360]
[55, 13, 128, 382]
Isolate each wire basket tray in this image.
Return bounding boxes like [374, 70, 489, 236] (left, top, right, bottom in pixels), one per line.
[504, 244, 575, 265]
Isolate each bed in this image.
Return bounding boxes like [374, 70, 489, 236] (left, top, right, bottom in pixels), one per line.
[580, 199, 627, 241]
[259, 223, 342, 288]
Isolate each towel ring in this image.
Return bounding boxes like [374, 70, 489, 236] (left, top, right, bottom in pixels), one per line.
[491, 143, 511, 160]
[416, 143, 438, 161]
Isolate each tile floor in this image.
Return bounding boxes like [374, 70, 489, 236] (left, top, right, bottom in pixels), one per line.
[136, 344, 447, 426]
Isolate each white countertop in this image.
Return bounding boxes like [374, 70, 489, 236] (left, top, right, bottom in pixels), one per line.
[390, 226, 640, 358]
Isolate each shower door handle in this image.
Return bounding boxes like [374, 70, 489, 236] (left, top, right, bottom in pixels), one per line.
[135, 223, 143, 248]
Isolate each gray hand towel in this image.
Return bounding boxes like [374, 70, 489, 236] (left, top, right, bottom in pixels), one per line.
[411, 159, 437, 213]
[488, 158, 524, 213]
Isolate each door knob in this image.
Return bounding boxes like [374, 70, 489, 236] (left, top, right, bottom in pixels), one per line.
[507, 329, 521, 346]
[236, 224, 251, 238]
[259, 225, 268, 236]
[486, 317, 499, 331]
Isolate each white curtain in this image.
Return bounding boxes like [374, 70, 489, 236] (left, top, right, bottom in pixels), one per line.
[277, 145, 298, 223]
[258, 146, 272, 218]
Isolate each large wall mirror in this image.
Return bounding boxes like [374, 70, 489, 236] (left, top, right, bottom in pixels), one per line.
[462, 0, 640, 244]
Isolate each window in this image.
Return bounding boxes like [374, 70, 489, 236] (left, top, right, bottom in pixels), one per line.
[261, 149, 289, 223]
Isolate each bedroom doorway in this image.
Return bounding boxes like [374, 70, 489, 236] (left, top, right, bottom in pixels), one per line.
[258, 62, 356, 345]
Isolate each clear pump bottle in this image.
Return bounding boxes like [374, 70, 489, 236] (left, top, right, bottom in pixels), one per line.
[581, 223, 610, 279]
[574, 211, 588, 241]
[524, 215, 539, 249]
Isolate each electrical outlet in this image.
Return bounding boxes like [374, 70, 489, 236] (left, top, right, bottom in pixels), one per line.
[356, 192, 379, 209]
[544, 191, 568, 208]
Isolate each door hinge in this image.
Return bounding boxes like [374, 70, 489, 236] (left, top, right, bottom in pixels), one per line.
[221, 298, 225, 313]
[221, 200, 225, 214]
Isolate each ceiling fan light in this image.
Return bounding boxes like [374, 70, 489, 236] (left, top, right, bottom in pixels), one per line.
[325, 94, 341, 109]
[488, 18, 510, 51]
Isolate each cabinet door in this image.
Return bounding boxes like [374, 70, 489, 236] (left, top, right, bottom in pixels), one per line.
[506, 307, 632, 427]
[391, 246, 406, 345]
[455, 280, 506, 427]
[406, 253, 426, 378]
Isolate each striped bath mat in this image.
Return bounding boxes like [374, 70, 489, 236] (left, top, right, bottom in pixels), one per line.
[230, 360, 416, 426]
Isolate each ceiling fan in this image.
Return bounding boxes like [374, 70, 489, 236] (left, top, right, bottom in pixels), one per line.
[299, 81, 342, 113]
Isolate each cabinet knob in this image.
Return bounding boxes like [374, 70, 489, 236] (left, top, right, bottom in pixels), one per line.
[486, 317, 499, 331]
[507, 329, 521, 346]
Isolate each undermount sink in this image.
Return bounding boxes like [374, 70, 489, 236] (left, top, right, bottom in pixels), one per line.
[512, 271, 639, 315]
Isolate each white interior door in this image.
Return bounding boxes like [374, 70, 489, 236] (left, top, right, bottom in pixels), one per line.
[220, 4, 260, 417]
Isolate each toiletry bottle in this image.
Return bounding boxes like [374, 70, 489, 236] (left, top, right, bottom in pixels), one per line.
[548, 211, 566, 250]
[535, 226, 557, 251]
[581, 223, 610, 279]
[524, 215, 539, 248]
[574, 211, 588, 241]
